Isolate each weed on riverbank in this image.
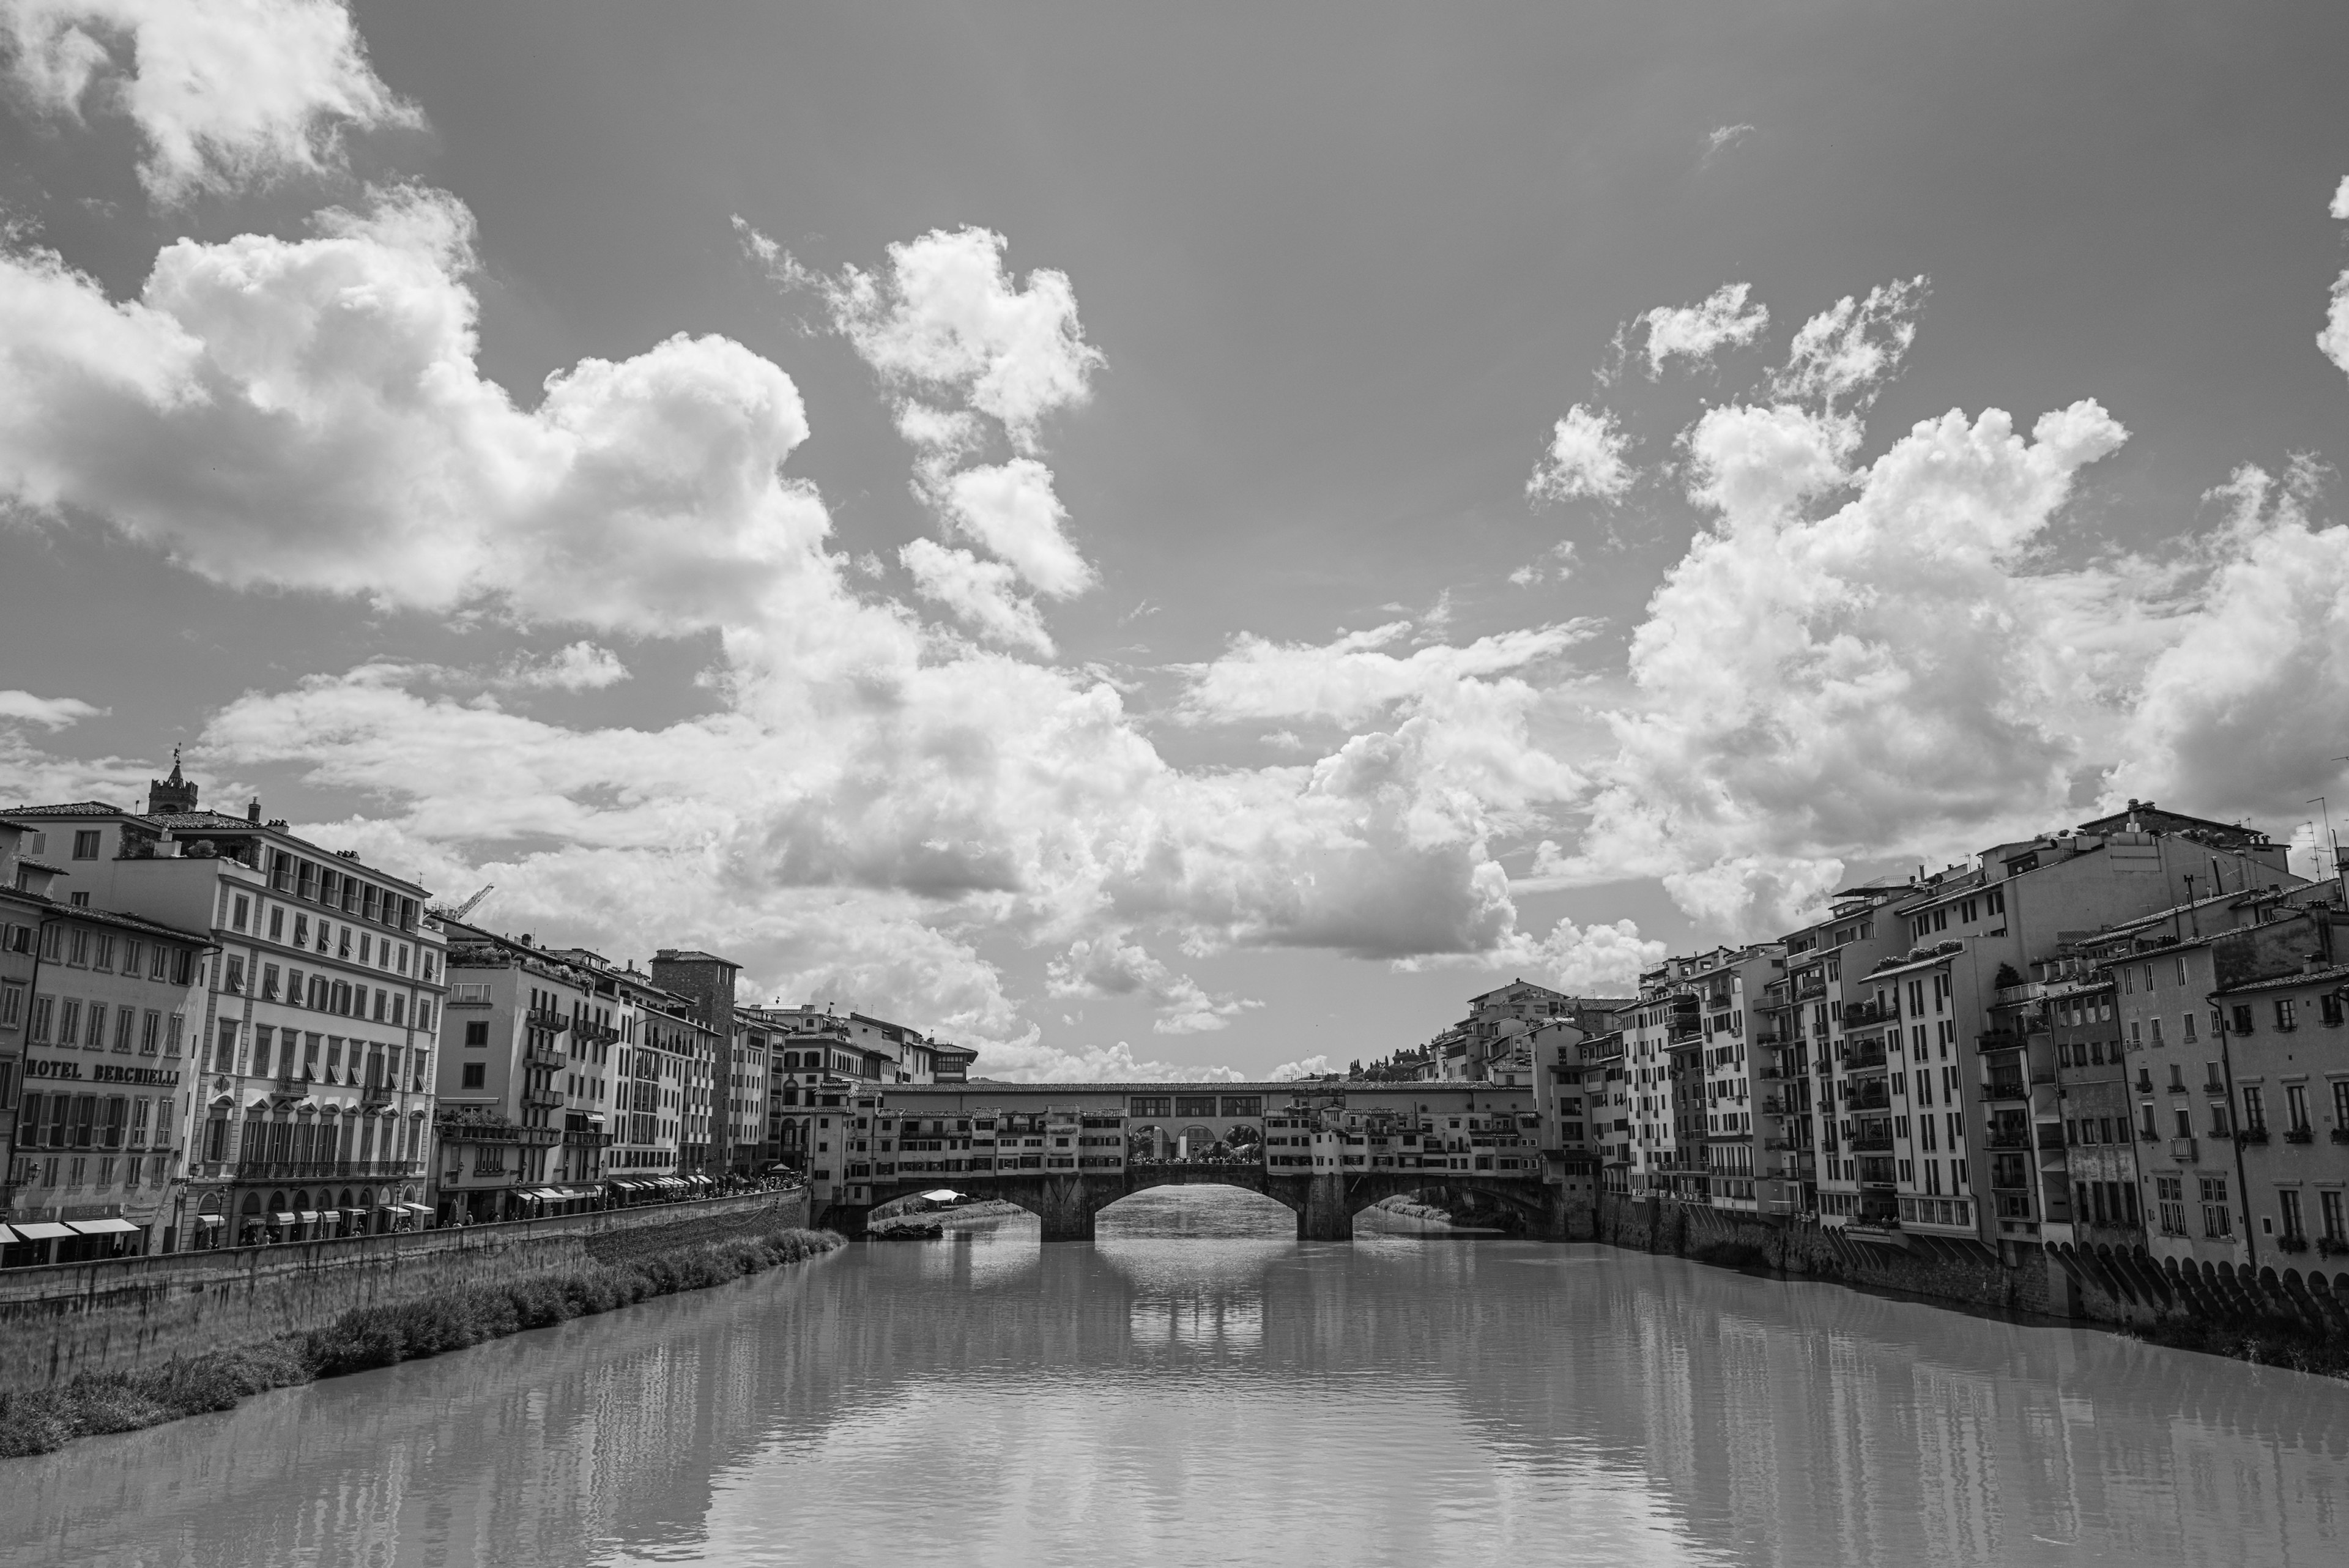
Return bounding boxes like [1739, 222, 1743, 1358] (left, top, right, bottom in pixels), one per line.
[2117, 1312, 2349, 1379]
[0, 1227, 843, 1459]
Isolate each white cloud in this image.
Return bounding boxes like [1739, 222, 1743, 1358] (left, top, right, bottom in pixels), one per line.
[0, 689, 103, 727]
[1701, 124, 1754, 163]
[1560, 395, 2137, 934]
[0, 0, 418, 199]
[1267, 1053, 1332, 1082]
[1771, 276, 1927, 412]
[825, 225, 1102, 454]
[2109, 463, 2349, 825]
[973, 1039, 1247, 1084]
[1179, 620, 1592, 728]
[899, 538, 1055, 655]
[498, 642, 629, 691]
[1046, 931, 1260, 1035]
[0, 189, 836, 637]
[1527, 404, 1634, 504]
[939, 457, 1094, 598]
[2324, 174, 2349, 379]
[1635, 282, 1770, 378]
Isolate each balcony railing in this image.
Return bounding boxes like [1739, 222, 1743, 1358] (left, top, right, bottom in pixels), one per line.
[2236, 1126, 2269, 1146]
[2170, 1137, 2199, 1163]
[525, 1042, 568, 1069]
[526, 1008, 572, 1033]
[1986, 1129, 2032, 1151]
[2285, 1127, 2316, 1145]
[1980, 1080, 2028, 1103]
[230, 1159, 423, 1180]
[1844, 1042, 1888, 1072]
[521, 1090, 563, 1111]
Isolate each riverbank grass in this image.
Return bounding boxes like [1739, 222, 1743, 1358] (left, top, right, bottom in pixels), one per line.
[0, 1226, 843, 1459]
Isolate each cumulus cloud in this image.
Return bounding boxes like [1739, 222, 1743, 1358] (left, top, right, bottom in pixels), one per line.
[497, 642, 629, 692]
[0, 188, 835, 637]
[1046, 931, 1260, 1035]
[938, 457, 1094, 598]
[822, 225, 1101, 453]
[0, 0, 418, 199]
[1771, 276, 1927, 412]
[1631, 282, 1770, 378]
[1267, 1054, 1332, 1082]
[2324, 174, 2349, 379]
[1178, 620, 1593, 728]
[899, 537, 1056, 655]
[1557, 396, 2137, 934]
[784, 222, 1105, 648]
[1527, 404, 1633, 504]
[0, 689, 103, 727]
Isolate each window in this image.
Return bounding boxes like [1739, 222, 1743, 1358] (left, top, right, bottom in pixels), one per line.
[2286, 1083, 2311, 1133]
[71, 830, 100, 860]
[261, 964, 280, 1001]
[2335, 1080, 2349, 1132]
[2323, 1190, 2346, 1245]
[112, 1007, 134, 1053]
[0, 983, 19, 1029]
[2279, 1189, 2306, 1241]
[139, 1010, 160, 1055]
[2276, 998, 2298, 1031]
[269, 907, 284, 942]
[465, 1020, 489, 1047]
[2243, 1086, 2266, 1132]
[2200, 1175, 2232, 1237]
[2232, 1004, 2254, 1035]
[231, 895, 250, 932]
[223, 956, 244, 995]
[2183, 1011, 2198, 1042]
[28, 995, 51, 1042]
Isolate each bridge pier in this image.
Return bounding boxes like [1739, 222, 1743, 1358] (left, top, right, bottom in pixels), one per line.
[1297, 1175, 1354, 1242]
[1034, 1176, 1099, 1243]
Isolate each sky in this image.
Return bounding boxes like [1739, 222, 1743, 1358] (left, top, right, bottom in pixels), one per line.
[2, 1, 2348, 1080]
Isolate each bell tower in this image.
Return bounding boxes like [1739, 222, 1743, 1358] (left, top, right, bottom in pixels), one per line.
[147, 747, 200, 816]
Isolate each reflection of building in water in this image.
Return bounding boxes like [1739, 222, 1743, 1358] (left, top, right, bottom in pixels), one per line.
[1130, 1293, 1265, 1350]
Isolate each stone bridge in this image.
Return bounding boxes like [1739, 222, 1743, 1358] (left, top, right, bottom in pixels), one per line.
[852, 1162, 1557, 1241]
[804, 1079, 1554, 1242]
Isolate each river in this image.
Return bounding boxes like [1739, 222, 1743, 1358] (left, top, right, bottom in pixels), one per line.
[5, 1187, 2345, 1567]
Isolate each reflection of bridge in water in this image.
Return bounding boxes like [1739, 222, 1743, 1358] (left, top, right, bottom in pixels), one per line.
[816, 1080, 1553, 1241]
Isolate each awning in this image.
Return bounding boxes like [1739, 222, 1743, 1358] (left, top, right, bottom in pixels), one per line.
[402, 1203, 433, 1216]
[0, 1224, 17, 1244]
[273, 1212, 299, 1224]
[297, 1211, 319, 1223]
[919, 1189, 963, 1203]
[67, 1217, 139, 1236]
[13, 1222, 75, 1240]
[195, 1214, 225, 1227]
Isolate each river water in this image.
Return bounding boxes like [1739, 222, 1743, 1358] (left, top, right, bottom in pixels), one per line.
[6, 1187, 2346, 1567]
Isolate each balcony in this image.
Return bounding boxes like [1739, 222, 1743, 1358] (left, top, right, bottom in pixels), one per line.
[2332, 1129, 2349, 1145]
[1980, 1080, 2028, 1103]
[2032, 1126, 2066, 1152]
[2277, 1235, 2310, 1254]
[2236, 1125, 2269, 1146]
[2285, 1127, 2316, 1145]
[1986, 1128, 2032, 1151]
[1845, 1085, 1891, 1112]
[1849, 1132, 1895, 1153]
[525, 1042, 568, 1069]
[1844, 1042, 1888, 1073]
[1840, 999, 1897, 1030]
[526, 1008, 572, 1033]
[521, 1090, 563, 1111]
[230, 1159, 423, 1181]
[2170, 1137, 2199, 1163]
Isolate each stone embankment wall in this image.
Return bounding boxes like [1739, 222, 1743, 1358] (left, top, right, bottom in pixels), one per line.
[0, 1189, 809, 1389]
[1587, 1193, 2349, 1343]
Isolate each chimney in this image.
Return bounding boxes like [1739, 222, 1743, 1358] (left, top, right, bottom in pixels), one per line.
[247, 799, 261, 824]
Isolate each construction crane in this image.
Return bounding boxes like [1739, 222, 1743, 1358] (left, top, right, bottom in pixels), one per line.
[431, 883, 495, 923]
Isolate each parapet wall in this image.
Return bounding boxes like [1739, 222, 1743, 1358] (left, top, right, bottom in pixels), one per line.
[0, 1189, 809, 1389]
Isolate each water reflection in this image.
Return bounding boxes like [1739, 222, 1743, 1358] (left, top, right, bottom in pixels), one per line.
[4, 1187, 2343, 1567]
